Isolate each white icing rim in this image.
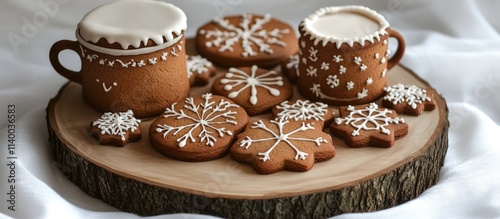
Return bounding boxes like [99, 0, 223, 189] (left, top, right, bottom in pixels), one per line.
[76, 29, 182, 56]
[77, 0, 187, 50]
[301, 5, 390, 48]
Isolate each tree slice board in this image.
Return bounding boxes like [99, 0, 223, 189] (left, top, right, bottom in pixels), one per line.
[46, 39, 449, 218]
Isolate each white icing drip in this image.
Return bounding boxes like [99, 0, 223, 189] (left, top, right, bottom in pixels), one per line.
[76, 31, 182, 56]
[220, 65, 283, 105]
[334, 103, 405, 136]
[239, 118, 328, 162]
[301, 6, 390, 48]
[78, 0, 187, 50]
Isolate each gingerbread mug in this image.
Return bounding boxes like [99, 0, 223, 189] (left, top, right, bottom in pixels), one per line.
[49, 0, 190, 118]
[297, 5, 405, 106]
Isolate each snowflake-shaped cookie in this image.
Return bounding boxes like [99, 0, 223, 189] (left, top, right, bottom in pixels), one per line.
[186, 55, 216, 86]
[89, 110, 141, 146]
[212, 65, 293, 115]
[231, 118, 335, 174]
[330, 103, 408, 148]
[150, 93, 249, 161]
[382, 83, 437, 116]
[272, 99, 334, 128]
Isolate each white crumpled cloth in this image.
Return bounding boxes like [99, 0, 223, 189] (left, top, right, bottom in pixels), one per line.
[1, 0, 499, 218]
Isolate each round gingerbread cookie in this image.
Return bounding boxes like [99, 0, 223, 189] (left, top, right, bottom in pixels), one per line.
[149, 93, 249, 162]
[230, 117, 336, 174]
[195, 13, 299, 69]
[211, 65, 293, 116]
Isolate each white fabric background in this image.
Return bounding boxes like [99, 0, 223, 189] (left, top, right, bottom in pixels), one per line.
[1, 0, 500, 218]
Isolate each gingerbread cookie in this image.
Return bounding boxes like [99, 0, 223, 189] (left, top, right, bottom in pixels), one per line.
[89, 110, 141, 146]
[195, 13, 299, 69]
[231, 118, 335, 174]
[280, 53, 300, 83]
[272, 99, 334, 128]
[149, 93, 249, 162]
[382, 84, 437, 116]
[186, 55, 216, 86]
[212, 65, 293, 116]
[330, 103, 408, 148]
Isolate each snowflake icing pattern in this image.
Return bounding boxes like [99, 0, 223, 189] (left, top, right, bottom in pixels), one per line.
[239, 118, 328, 162]
[383, 84, 432, 109]
[156, 93, 238, 147]
[276, 100, 328, 121]
[221, 65, 283, 105]
[200, 14, 290, 57]
[335, 103, 405, 136]
[186, 55, 213, 79]
[92, 110, 141, 141]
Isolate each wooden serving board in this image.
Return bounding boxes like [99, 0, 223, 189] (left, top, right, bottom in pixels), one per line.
[46, 39, 449, 218]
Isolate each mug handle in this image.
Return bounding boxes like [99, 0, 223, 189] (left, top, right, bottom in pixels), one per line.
[49, 40, 82, 84]
[386, 29, 406, 70]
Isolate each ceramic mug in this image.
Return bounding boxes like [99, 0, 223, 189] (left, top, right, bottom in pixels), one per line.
[297, 5, 405, 106]
[49, 0, 190, 118]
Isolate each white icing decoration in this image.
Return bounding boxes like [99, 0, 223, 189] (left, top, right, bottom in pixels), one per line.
[300, 40, 306, 48]
[306, 66, 318, 77]
[333, 55, 343, 63]
[335, 103, 405, 136]
[366, 77, 373, 85]
[155, 93, 238, 147]
[375, 53, 380, 59]
[301, 6, 390, 48]
[380, 57, 386, 64]
[310, 84, 361, 102]
[346, 81, 355, 90]
[360, 64, 368, 71]
[92, 110, 141, 141]
[239, 118, 328, 162]
[79, 42, 181, 68]
[286, 54, 300, 77]
[326, 75, 340, 88]
[383, 39, 388, 45]
[149, 57, 157, 65]
[220, 65, 283, 105]
[339, 65, 347, 74]
[321, 62, 330, 71]
[386, 49, 392, 56]
[186, 55, 213, 79]
[171, 47, 179, 57]
[309, 47, 318, 62]
[96, 79, 118, 93]
[200, 14, 290, 57]
[357, 88, 368, 98]
[383, 84, 432, 109]
[276, 100, 328, 122]
[354, 56, 362, 65]
[78, 0, 186, 50]
[382, 69, 388, 77]
[302, 57, 307, 65]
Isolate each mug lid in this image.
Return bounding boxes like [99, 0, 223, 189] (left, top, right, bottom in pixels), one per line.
[77, 0, 187, 50]
[301, 5, 390, 48]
